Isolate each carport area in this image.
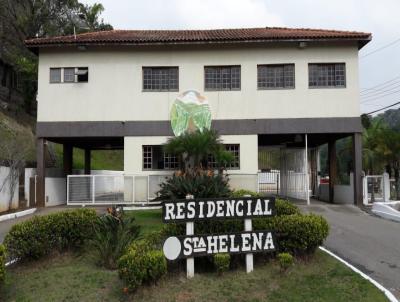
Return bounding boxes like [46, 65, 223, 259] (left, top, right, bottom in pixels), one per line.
[35, 137, 124, 207]
[257, 132, 363, 206]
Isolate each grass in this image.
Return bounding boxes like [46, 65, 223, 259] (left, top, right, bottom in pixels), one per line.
[0, 210, 389, 301]
[126, 209, 163, 235]
[53, 143, 124, 170]
[0, 250, 388, 302]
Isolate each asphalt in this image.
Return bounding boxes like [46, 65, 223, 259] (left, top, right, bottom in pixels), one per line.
[298, 199, 400, 299]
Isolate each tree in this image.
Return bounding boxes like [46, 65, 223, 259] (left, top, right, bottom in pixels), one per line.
[163, 129, 233, 175]
[0, 0, 113, 114]
[0, 130, 33, 210]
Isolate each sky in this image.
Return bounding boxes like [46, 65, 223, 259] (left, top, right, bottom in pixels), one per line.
[81, 0, 400, 114]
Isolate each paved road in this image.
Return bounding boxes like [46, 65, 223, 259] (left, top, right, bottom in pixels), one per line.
[0, 206, 106, 243]
[298, 200, 400, 299]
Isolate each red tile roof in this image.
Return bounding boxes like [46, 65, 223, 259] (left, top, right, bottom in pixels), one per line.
[25, 27, 371, 49]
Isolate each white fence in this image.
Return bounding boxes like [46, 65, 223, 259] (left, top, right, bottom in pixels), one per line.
[67, 174, 175, 206]
[258, 171, 280, 195]
[363, 173, 390, 205]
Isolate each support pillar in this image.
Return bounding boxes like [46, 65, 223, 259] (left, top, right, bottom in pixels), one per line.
[63, 144, 73, 176]
[328, 138, 336, 203]
[84, 149, 91, 175]
[36, 138, 46, 207]
[353, 133, 363, 206]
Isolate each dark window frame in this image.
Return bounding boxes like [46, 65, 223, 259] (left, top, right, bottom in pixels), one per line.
[142, 145, 179, 171]
[142, 67, 179, 92]
[257, 64, 295, 90]
[204, 65, 241, 91]
[308, 63, 346, 88]
[49, 68, 62, 83]
[208, 144, 240, 170]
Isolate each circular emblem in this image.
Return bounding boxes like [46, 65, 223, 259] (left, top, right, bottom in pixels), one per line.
[170, 90, 212, 136]
[163, 236, 181, 260]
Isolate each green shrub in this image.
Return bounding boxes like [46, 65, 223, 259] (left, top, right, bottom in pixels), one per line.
[118, 240, 167, 292]
[214, 253, 230, 274]
[89, 213, 140, 269]
[230, 189, 261, 198]
[277, 252, 294, 271]
[157, 173, 231, 199]
[272, 214, 329, 255]
[4, 208, 97, 261]
[275, 198, 301, 216]
[0, 244, 6, 284]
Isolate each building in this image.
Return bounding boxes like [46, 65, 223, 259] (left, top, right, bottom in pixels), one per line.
[25, 27, 371, 206]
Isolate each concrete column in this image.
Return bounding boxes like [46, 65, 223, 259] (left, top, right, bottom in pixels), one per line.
[63, 144, 73, 176]
[328, 138, 336, 203]
[84, 149, 91, 175]
[36, 138, 46, 207]
[353, 133, 363, 206]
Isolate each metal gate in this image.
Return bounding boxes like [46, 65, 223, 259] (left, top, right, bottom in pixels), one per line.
[67, 174, 170, 206]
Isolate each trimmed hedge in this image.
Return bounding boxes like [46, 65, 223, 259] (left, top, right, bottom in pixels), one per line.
[118, 239, 167, 292]
[4, 208, 97, 261]
[0, 244, 5, 284]
[275, 198, 301, 216]
[255, 214, 329, 255]
[277, 252, 294, 271]
[214, 253, 230, 274]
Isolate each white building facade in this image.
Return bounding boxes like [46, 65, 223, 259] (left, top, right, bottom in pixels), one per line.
[26, 27, 371, 206]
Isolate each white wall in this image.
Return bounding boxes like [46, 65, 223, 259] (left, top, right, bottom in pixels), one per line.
[0, 166, 19, 212]
[45, 177, 66, 206]
[124, 134, 258, 175]
[318, 173, 354, 204]
[37, 43, 360, 122]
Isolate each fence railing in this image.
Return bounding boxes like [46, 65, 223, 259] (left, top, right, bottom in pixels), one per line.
[67, 174, 171, 206]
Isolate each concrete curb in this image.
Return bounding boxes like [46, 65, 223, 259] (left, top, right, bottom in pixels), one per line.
[0, 208, 37, 222]
[319, 246, 398, 302]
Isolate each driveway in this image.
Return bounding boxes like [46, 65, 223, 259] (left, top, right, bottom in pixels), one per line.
[0, 206, 107, 243]
[298, 199, 400, 299]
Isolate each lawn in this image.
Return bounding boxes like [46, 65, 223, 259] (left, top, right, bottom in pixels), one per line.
[0, 209, 389, 302]
[127, 209, 163, 235]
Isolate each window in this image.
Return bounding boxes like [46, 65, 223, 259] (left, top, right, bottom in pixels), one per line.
[50, 68, 61, 83]
[204, 66, 241, 91]
[258, 64, 295, 89]
[226, 144, 240, 169]
[50, 67, 89, 83]
[77, 67, 89, 82]
[142, 145, 179, 170]
[164, 152, 179, 170]
[63, 68, 75, 83]
[143, 146, 153, 169]
[208, 144, 240, 169]
[308, 63, 346, 88]
[143, 67, 179, 91]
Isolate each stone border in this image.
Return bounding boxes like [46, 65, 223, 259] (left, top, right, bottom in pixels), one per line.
[0, 208, 37, 223]
[319, 246, 398, 302]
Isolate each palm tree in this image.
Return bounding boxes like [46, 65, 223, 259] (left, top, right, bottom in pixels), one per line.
[163, 129, 233, 175]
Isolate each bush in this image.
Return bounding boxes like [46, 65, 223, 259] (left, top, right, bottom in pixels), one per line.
[89, 213, 140, 269]
[230, 189, 261, 198]
[214, 253, 230, 274]
[4, 208, 97, 261]
[277, 252, 294, 271]
[157, 173, 231, 199]
[272, 214, 329, 255]
[0, 244, 5, 284]
[275, 198, 301, 216]
[118, 240, 167, 292]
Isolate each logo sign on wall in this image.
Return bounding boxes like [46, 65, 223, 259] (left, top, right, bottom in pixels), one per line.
[170, 90, 212, 136]
[162, 197, 276, 263]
